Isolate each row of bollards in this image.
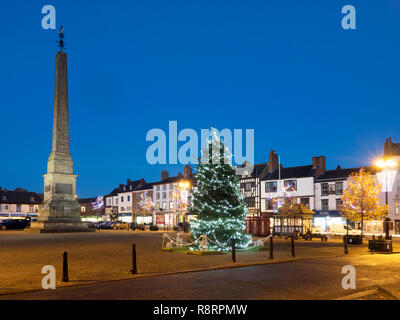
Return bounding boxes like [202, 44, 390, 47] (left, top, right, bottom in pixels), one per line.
[61, 243, 138, 282]
[61, 236, 300, 280]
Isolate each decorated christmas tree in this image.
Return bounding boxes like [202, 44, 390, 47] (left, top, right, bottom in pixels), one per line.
[190, 129, 252, 251]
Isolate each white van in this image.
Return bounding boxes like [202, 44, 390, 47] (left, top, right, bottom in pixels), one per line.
[329, 224, 361, 235]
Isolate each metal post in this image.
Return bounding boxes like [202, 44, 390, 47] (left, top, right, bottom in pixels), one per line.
[291, 236, 295, 258]
[62, 251, 69, 282]
[372, 235, 375, 253]
[269, 236, 274, 259]
[344, 236, 349, 254]
[231, 239, 236, 263]
[131, 243, 137, 274]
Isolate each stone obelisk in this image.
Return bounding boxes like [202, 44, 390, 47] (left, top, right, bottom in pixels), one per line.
[30, 28, 90, 233]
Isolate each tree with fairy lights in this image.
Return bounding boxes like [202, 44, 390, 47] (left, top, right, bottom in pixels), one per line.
[340, 168, 388, 237]
[138, 191, 154, 217]
[189, 129, 252, 251]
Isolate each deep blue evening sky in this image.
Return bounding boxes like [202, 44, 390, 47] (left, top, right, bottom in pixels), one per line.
[1, 1, 399, 197]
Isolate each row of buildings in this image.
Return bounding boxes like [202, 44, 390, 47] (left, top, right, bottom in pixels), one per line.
[1, 138, 400, 235]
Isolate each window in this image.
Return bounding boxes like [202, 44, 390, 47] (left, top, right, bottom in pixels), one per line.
[162, 202, 167, 210]
[121, 207, 125, 212]
[284, 180, 297, 191]
[321, 183, 329, 196]
[335, 182, 343, 195]
[300, 197, 310, 209]
[156, 185, 160, 191]
[162, 185, 167, 190]
[16, 205, 21, 213]
[169, 191, 173, 197]
[266, 181, 277, 193]
[156, 202, 160, 210]
[156, 193, 160, 200]
[336, 199, 343, 210]
[162, 192, 166, 199]
[396, 200, 399, 215]
[29, 204, 34, 212]
[81, 206, 86, 213]
[245, 197, 255, 208]
[127, 195, 130, 202]
[266, 199, 275, 210]
[321, 199, 329, 210]
[121, 196, 124, 202]
[136, 193, 141, 199]
[170, 201, 174, 210]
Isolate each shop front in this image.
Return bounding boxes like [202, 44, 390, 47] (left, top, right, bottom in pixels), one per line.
[313, 210, 346, 232]
[155, 211, 177, 228]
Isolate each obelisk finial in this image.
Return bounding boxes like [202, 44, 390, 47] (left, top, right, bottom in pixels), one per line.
[57, 26, 65, 51]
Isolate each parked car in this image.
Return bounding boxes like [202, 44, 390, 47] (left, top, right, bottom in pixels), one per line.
[131, 222, 146, 231]
[113, 221, 130, 230]
[103, 221, 117, 229]
[0, 219, 30, 230]
[329, 224, 361, 235]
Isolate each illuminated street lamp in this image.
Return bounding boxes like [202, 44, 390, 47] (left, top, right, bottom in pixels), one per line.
[376, 158, 398, 239]
[177, 180, 191, 227]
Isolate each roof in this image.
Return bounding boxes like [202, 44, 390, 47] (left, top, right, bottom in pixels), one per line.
[238, 162, 268, 179]
[151, 174, 195, 186]
[78, 198, 97, 204]
[0, 189, 43, 204]
[261, 165, 317, 181]
[134, 183, 154, 192]
[315, 166, 379, 182]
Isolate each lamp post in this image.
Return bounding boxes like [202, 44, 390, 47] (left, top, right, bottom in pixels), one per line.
[177, 181, 191, 230]
[376, 158, 398, 239]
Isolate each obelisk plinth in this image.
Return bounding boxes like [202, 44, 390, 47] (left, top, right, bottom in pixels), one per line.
[30, 29, 91, 233]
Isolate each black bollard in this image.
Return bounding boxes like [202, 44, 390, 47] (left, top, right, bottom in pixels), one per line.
[131, 244, 137, 275]
[269, 236, 274, 260]
[231, 239, 236, 263]
[62, 251, 69, 282]
[344, 236, 349, 254]
[372, 235, 375, 253]
[291, 236, 296, 258]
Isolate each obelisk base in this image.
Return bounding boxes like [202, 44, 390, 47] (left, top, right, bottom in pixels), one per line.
[27, 200, 94, 233]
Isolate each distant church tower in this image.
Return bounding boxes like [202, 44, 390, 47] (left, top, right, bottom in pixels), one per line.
[30, 28, 90, 233]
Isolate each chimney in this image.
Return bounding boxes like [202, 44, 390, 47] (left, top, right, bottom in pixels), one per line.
[139, 178, 146, 187]
[336, 165, 342, 170]
[177, 172, 183, 178]
[127, 178, 131, 185]
[267, 150, 279, 173]
[312, 156, 326, 177]
[184, 165, 192, 178]
[161, 170, 169, 181]
[119, 184, 124, 190]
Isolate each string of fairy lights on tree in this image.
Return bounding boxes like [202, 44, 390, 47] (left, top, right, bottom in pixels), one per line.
[189, 128, 252, 251]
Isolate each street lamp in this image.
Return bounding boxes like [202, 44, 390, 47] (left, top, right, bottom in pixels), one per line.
[177, 181, 191, 228]
[376, 158, 398, 239]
